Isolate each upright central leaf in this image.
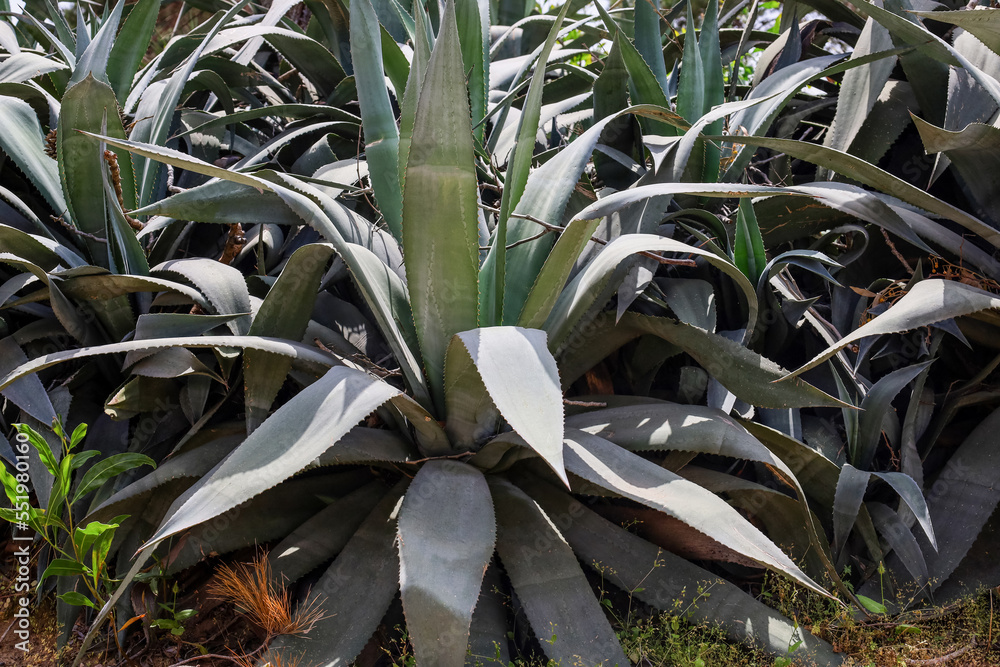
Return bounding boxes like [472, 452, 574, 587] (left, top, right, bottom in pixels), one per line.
[402, 0, 481, 413]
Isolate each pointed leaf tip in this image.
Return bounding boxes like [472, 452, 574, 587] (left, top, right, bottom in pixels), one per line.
[453, 327, 567, 485]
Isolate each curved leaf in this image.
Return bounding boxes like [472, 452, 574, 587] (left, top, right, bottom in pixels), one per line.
[516, 217, 601, 329]
[489, 105, 689, 325]
[68, 0, 124, 87]
[263, 482, 406, 667]
[911, 115, 1000, 226]
[873, 470, 937, 552]
[911, 8, 1000, 59]
[85, 434, 239, 523]
[0, 336, 57, 424]
[677, 2, 706, 124]
[734, 197, 766, 284]
[27, 272, 207, 309]
[162, 474, 352, 576]
[172, 104, 359, 139]
[482, 0, 569, 326]
[344, 244, 431, 409]
[743, 420, 842, 507]
[867, 501, 929, 589]
[153, 258, 251, 335]
[633, 0, 669, 97]
[784, 280, 1000, 380]
[714, 135, 1000, 247]
[106, 0, 160, 101]
[268, 480, 388, 584]
[131, 179, 299, 226]
[833, 463, 871, 557]
[595, 2, 673, 135]
[0, 96, 67, 220]
[244, 244, 335, 432]
[855, 361, 933, 470]
[454, 0, 489, 143]
[563, 428, 831, 597]
[0, 52, 68, 83]
[0, 336, 338, 396]
[523, 475, 845, 666]
[351, 0, 403, 240]
[821, 16, 895, 175]
[912, 406, 1000, 593]
[0, 224, 83, 268]
[567, 401, 848, 590]
[57, 76, 135, 267]
[543, 230, 759, 350]
[143, 367, 399, 550]
[396, 0, 431, 195]
[631, 314, 846, 409]
[131, 0, 252, 207]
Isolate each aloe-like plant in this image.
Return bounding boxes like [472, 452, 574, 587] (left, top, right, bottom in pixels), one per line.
[726, 1, 1000, 614]
[6, 0, 1000, 664]
[1, 0, 864, 664]
[572, 0, 1000, 625]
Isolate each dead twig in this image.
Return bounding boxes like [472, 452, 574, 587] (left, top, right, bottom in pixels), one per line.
[563, 399, 608, 407]
[480, 229, 552, 251]
[510, 213, 697, 267]
[166, 164, 185, 194]
[0, 619, 14, 643]
[168, 644, 266, 666]
[218, 224, 247, 265]
[881, 227, 915, 275]
[748, 152, 787, 168]
[53, 216, 108, 244]
[903, 637, 975, 666]
[404, 451, 475, 465]
[313, 338, 343, 359]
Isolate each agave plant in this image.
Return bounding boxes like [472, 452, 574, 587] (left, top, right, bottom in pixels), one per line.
[580, 0, 1000, 622]
[718, 1, 1000, 613]
[607, 0, 1000, 621]
[5, 0, 1000, 664]
[1, 0, 877, 664]
[0, 0, 374, 641]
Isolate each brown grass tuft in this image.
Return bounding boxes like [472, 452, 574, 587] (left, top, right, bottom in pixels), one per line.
[208, 551, 326, 639]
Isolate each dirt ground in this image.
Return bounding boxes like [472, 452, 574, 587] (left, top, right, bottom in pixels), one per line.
[2, 528, 1000, 667]
[0, 530, 260, 667]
